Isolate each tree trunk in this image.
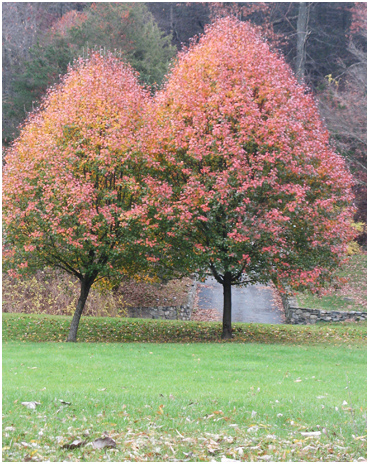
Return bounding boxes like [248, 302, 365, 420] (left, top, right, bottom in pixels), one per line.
[222, 272, 232, 339]
[296, 2, 309, 84]
[67, 278, 93, 342]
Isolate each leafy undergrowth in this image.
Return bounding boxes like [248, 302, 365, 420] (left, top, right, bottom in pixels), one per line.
[3, 342, 367, 462]
[2, 269, 192, 317]
[3, 313, 366, 345]
[296, 252, 367, 312]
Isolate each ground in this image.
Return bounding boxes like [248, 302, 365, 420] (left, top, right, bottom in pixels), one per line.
[296, 253, 367, 313]
[2, 335, 367, 462]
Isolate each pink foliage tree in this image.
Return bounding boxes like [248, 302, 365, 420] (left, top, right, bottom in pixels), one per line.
[3, 53, 153, 342]
[147, 17, 355, 338]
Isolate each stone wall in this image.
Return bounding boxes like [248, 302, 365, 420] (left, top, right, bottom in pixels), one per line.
[126, 281, 197, 321]
[281, 292, 367, 325]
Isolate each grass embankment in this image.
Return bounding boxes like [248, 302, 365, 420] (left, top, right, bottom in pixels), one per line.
[296, 253, 367, 312]
[3, 340, 367, 462]
[3, 312, 367, 344]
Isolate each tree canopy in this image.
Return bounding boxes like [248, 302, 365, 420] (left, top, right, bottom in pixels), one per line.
[147, 17, 355, 338]
[3, 54, 154, 341]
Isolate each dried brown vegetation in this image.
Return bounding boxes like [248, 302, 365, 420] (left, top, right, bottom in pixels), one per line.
[2, 269, 193, 317]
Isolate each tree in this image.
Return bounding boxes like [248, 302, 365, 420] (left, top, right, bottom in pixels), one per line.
[67, 3, 175, 87]
[2, 2, 87, 147]
[3, 54, 154, 342]
[3, 2, 175, 147]
[317, 2, 367, 243]
[295, 2, 309, 83]
[148, 17, 355, 339]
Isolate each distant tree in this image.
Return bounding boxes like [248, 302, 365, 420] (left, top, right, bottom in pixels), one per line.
[2, 2, 86, 147]
[3, 54, 154, 342]
[147, 2, 210, 49]
[295, 2, 309, 83]
[3, 2, 175, 147]
[317, 2, 367, 240]
[148, 17, 355, 339]
[67, 3, 175, 87]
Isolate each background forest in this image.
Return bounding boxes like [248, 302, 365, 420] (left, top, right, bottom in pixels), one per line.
[2, 2, 366, 237]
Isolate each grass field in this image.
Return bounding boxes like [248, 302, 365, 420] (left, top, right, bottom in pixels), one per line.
[3, 315, 367, 462]
[3, 313, 367, 345]
[296, 253, 367, 312]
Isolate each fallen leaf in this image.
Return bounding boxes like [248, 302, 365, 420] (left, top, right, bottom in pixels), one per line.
[247, 426, 259, 433]
[62, 439, 86, 449]
[59, 400, 71, 405]
[89, 437, 116, 449]
[251, 410, 257, 418]
[302, 445, 317, 452]
[97, 388, 106, 391]
[22, 401, 41, 409]
[300, 431, 321, 437]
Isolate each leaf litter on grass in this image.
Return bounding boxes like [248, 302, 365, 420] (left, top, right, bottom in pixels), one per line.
[3, 313, 366, 345]
[3, 413, 367, 462]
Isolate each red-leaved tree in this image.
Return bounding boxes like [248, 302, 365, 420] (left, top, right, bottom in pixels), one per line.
[3, 53, 153, 342]
[147, 17, 355, 339]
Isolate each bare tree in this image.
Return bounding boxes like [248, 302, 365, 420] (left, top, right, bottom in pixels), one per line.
[317, 3, 367, 235]
[296, 2, 309, 83]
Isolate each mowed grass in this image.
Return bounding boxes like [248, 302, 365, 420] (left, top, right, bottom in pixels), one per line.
[3, 335, 367, 461]
[3, 313, 367, 345]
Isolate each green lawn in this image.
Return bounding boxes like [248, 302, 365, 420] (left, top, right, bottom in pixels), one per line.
[3, 338, 367, 462]
[3, 312, 367, 345]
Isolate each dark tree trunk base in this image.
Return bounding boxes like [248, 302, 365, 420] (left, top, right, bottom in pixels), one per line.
[221, 330, 232, 340]
[222, 272, 232, 340]
[67, 278, 93, 342]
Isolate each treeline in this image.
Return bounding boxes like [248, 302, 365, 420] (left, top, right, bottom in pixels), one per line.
[2, 2, 366, 232]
